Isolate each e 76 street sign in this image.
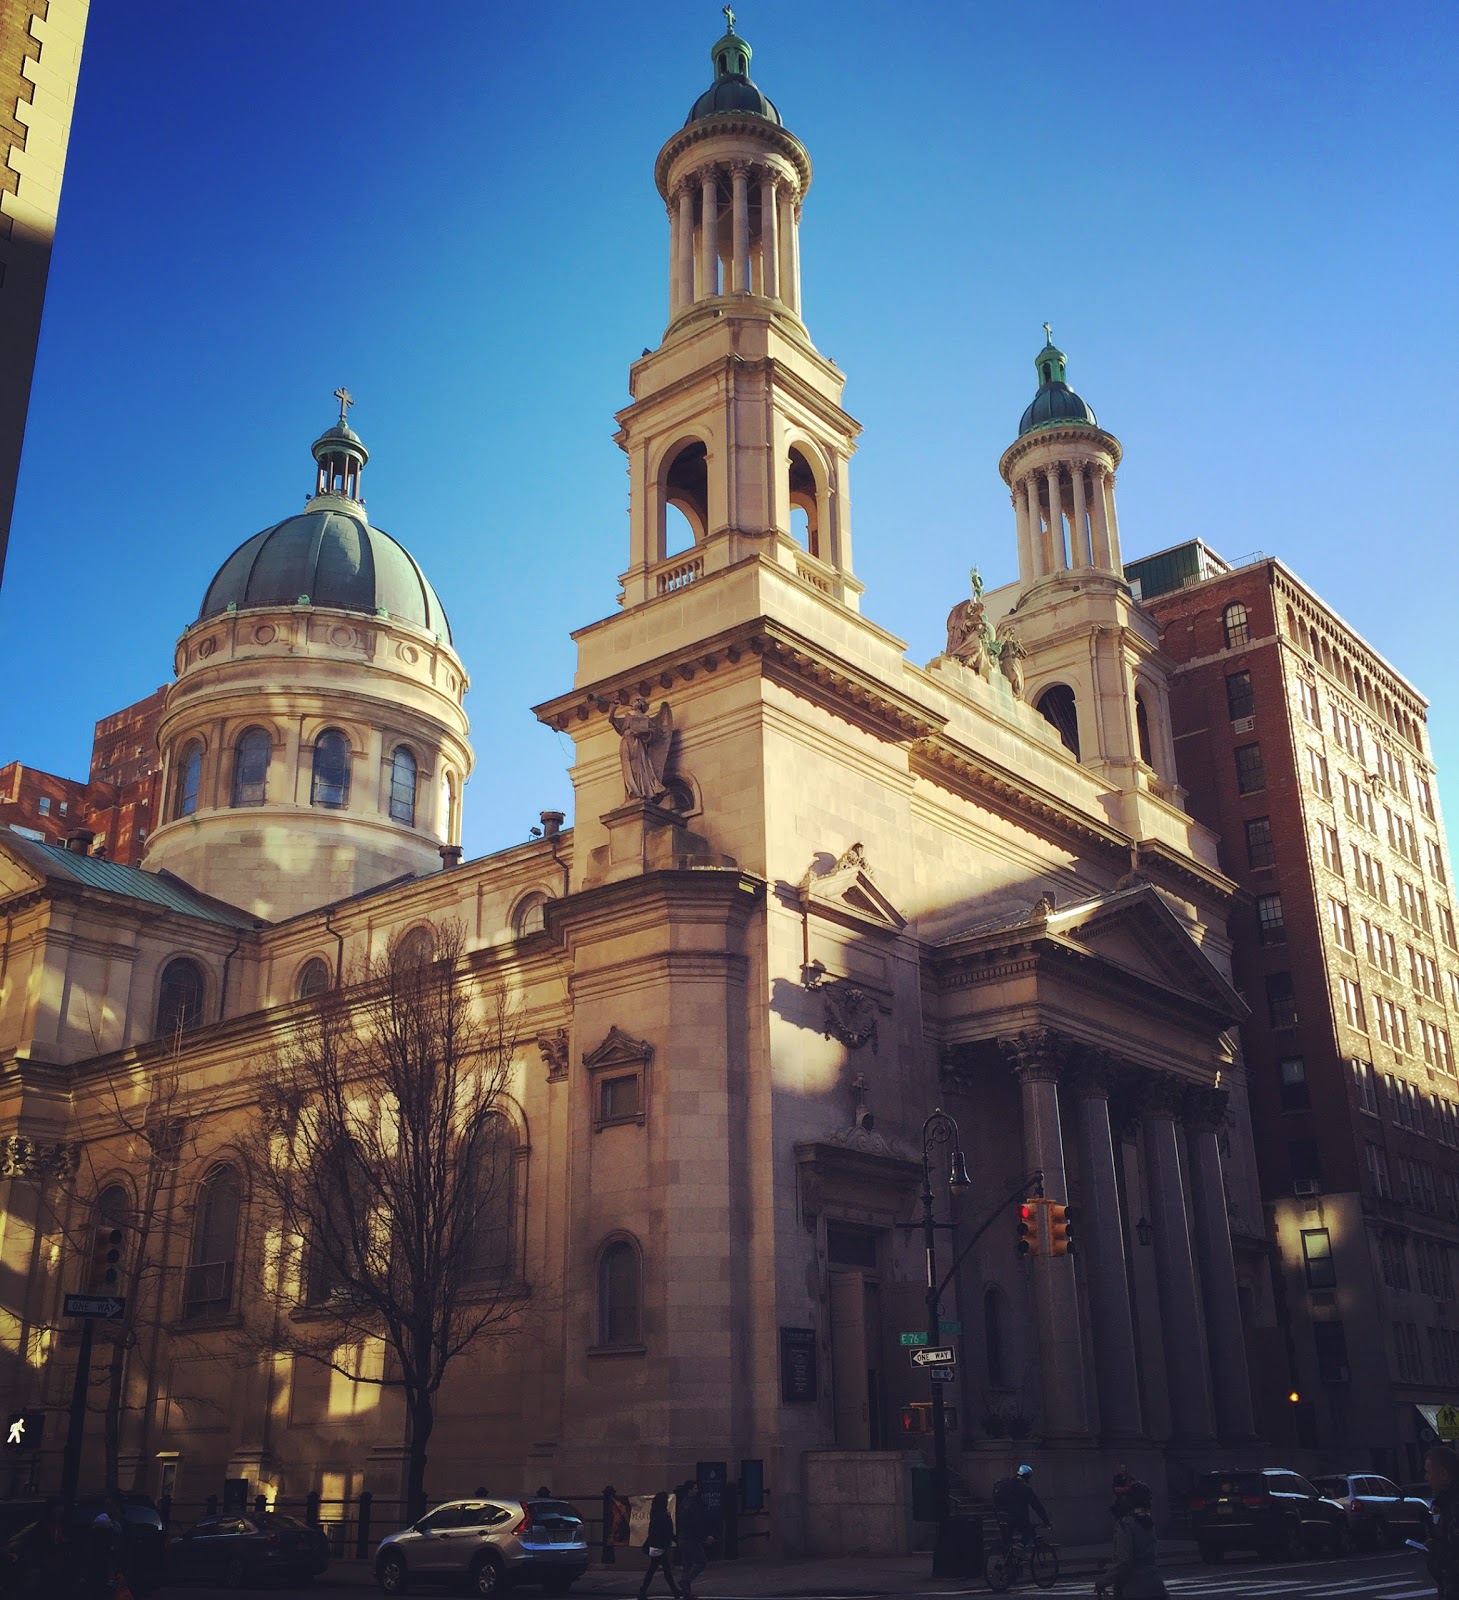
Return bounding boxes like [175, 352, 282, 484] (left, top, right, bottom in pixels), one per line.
[900, 1331, 928, 1346]
[910, 1346, 956, 1367]
[63, 1293, 126, 1321]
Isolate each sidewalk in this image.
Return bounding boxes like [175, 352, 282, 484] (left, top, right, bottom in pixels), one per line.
[319, 1539, 1204, 1592]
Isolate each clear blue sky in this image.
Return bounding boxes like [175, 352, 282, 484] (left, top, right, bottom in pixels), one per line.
[2, 1, 1456, 860]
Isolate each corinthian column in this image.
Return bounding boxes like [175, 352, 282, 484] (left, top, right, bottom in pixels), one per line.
[698, 167, 719, 298]
[1071, 466, 1090, 567]
[1001, 1031, 1090, 1440]
[1072, 1055, 1144, 1440]
[730, 163, 751, 294]
[1184, 1088, 1257, 1441]
[758, 169, 780, 301]
[676, 181, 695, 309]
[1046, 466, 1065, 569]
[1143, 1076, 1217, 1442]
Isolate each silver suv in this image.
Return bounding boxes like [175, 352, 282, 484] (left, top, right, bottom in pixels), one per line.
[376, 1497, 588, 1597]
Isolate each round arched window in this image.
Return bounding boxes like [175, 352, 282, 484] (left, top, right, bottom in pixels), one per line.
[155, 958, 206, 1039]
[175, 741, 203, 819]
[598, 1240, 642, 1347]
[231, 728, 271, 808]
[1036, 684, 1081, 760]
[311, 729, 352, 809]
[1222, 602, 1251, 649]
[296, 958, 332, 1000]
[389, 746, 418, 826]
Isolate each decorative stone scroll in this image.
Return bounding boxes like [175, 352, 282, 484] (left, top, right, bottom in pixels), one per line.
[536, 1028, 570, 1085]
[0, 1136, 81, 1181]
[821, 981, 879, 1053]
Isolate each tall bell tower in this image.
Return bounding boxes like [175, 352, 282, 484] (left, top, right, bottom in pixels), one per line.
[615, 13, 862, 610]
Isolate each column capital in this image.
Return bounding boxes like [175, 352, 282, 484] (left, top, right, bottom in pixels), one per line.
[1142, 1072, 1188, 1120]
[697, 164, 720, 186]
[999, 1027, 1070, 1082]
[674, 177, 696, 200]
[1063, 1044, 1122, 1098]
[729, 159, 752, 179]
[1182, 1084, 1231, 1133]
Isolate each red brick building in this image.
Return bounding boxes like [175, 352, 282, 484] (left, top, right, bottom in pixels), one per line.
[1130, 541, 1459, 1476]
[1, 687, 165, 864]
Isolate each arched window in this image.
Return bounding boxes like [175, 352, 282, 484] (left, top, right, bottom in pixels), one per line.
[467, 1113, 517, 1283]
[174, 740, 203, 819]
[296, 957, 331, 1000]
[388, 745, 417, 825]
[1135, 694, 1154, 767]
[513, 893, 550, 938]
[396, 925, 435, 967]
[787, 447, 821, 558]
[597, 1239, 642, 1347]
[155, 957, 206, 1040]
[1036, 684, 1081, 760]
[1222, 601, 1250, 649]
[984, 1286, 1010, 1388]
[311, 728, 352, 808]
[231, 727, 271, 808]
[661, 440, 708, 557]
[183, 1164, 240, 1319]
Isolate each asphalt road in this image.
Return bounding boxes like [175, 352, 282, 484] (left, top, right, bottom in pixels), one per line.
[149, 1550, 1440, 1599]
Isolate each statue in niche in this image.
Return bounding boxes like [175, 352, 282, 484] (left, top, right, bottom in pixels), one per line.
[609, 697, 674, 801]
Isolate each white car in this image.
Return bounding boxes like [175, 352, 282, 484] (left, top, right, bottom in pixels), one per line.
[376, 1496, 588, 1597]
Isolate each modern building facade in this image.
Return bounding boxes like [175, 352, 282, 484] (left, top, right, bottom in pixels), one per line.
[0, 23, 1273, 1550]
[1132, 542, 1459, 1478]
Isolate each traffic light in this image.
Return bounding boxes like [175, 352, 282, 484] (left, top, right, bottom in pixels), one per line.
[3, 1412, 43, 1452]
[1017, 1201, 1042, 1257]
[1048, 1203, 1076, 1256]
[89, 1227, 122, 1291]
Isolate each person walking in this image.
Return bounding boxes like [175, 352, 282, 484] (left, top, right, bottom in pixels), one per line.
[1097, 1481, 1166, 1599]
[675, 1480, 713, 1599]
[1425, 1446, 1459, 1600]
[638, 1491, 682, 1600]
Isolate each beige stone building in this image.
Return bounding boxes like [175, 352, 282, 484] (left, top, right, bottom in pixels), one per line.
[0, 20, 1274, 1548]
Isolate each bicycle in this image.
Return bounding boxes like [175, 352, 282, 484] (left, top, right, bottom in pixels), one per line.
[983, 1526, 1059, 1591]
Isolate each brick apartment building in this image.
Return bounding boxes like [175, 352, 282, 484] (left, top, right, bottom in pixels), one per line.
[1, 685, 164, 863]
[1129, 539, 1459, 1477]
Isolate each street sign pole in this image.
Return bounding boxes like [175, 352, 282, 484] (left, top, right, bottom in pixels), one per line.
[58, 1314, 94, 1511]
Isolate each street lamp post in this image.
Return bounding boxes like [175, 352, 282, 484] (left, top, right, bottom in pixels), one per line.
[918, 1106, 971, 1557]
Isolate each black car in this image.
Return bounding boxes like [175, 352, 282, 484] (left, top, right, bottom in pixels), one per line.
[0, 1492, 165, 1596]
[1189, 1468, 1350, 1561]
[1311, 1474, 1430, 1547]
[168, 1510, 330, 1587]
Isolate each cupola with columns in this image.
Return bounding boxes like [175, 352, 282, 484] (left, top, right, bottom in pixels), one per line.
[992, 332, 1183, 812]
[614, 11, 862, 611]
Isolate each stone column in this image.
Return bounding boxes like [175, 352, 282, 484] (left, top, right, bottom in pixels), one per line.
[758, 169, 779, 301]
[1014, 491, 1032, 587]
[667, 201, 680, 316]
[676, 182, 695, 309]
[1001, 1031, 1090, 1440]
[1103, 471, 1123, 568]
[1071, 465, 1090, 567]
[1045, 466, 1065, 569]
[1184, 1088, 1257, 1441]
[730, 163, 751, 293]
[1143, 1076, 1217, 1442]
[1088, 468, 1112, 568]
[1074, 1059, 1144, 1441]
[698, 166, 719, 298]
[1024, 475, 1044, 577]
[789, 196, 803, 313]
[777, 184, 798, 313]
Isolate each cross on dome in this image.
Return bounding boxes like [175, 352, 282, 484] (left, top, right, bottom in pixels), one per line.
[1042, 322, 1054, 347]
[334, 385, 354, 426]
[722, 5, 736, 34]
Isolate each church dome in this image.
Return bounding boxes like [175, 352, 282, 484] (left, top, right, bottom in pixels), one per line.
[1018, 330, 1098, 436]
[199, 507, 452, 641]
[685, 24, 782, 126]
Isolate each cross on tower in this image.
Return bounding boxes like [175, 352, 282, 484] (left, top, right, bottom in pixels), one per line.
[1042, 322, 1054, 346]
[722, 6, 736, 34]
[333, 385, 354, 426]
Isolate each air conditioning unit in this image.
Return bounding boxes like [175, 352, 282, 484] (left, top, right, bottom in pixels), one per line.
[1232, 716, 1256, 734]
[1294, 1177, 1322, 1197]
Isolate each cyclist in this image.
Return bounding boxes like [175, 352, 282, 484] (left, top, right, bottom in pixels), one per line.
[992, 1463, 1052, 1550]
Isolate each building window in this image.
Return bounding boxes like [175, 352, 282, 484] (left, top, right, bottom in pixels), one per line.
[596, 1239, 642, 1348]
[1256, 893, 1286, 945]
[1307, 749, 1330, 799]
[1339, 976, 1366, 1032]
[1327, 897, 1354, 952]
[231, 727, 271, 808]
[1223, 601, 1251, 649]
[1289, 1139, 1322, 1183]
[1266, 972, 1297, 1029]
[1036, 684, 1080, 759]
[467, 1113, 517, 1284]
[1395, 1321, 1424, 1385]
[295, 958, 331, 1000]
[183, 1164, 240, 1320]
[1135, 695, 1153, 767]
[155, 958, 206, 1040]
[175, 740, 203, 819]
[396, 926, 435, 967]
[310, 729, 352, 809]
[1380, 1231, 1410, 1289]
[1298, 678, 1321, 727]
[512, 893, 550, 938]
[37, 796, 50, 817]
[1314, 1320, 1349, 1383]
[598, 1073, 642, 1126]
[1235, 743, 1266, 794]
[388, 745, 417, 826]
[1225, 670, 1255, 721]
[1301, 1228, 1336, 1289]
[1279, 1056, 1309, 1112]
[1319, 823, 1342, 875]
[1367, 1141, 1392, 1199]
[1353, 1059, 1379, 1116]
[1245, 816, 1276, 869]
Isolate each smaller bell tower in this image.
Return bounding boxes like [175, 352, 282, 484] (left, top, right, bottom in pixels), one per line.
[614, 15, 862, 612]
[995, 332, 1182, 805]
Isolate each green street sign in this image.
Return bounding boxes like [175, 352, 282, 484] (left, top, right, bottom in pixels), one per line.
[900, 1331, 929, 1346]
[940, 1320, 962, 1335]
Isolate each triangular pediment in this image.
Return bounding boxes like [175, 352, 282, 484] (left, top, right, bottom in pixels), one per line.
[801, 842, 906, 934]
[581, 1025, 654, 1071]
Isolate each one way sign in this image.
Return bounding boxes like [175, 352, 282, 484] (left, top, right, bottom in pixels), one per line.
[910, 1346, 956, 1367]
[63, 1293, 126, 1320]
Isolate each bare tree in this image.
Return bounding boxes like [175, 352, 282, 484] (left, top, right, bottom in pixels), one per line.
[243, 921, 523, 1518]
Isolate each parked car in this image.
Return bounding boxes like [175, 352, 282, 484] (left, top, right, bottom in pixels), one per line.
[167, 1510, 329, 1587]
[0, 1492, 165, 1597]
[1403, 1481, 1436, 1513]
[375, 1496, 589, 1597]
[1189, 1468, 1350, 1561]
[1311, 1473, 1430, 1547]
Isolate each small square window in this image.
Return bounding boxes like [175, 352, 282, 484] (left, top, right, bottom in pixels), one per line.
[1301, 1228, 1336, 1290]
[1235, 743, 1266, 794]
[1226, 671, 1255, 721]
[1266, 972, 1297, 1029]
[598, 1074, 642, 1127]
[1246, 816, 1276, 869]
[1279, 1057, 1309, 1112]
[1256, 893, 1286, 946]
[37, 797, 50, 817]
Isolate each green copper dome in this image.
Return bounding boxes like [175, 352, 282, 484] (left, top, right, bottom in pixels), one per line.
[1018, 329, 1098, 436]
[686, 19, 782, 126]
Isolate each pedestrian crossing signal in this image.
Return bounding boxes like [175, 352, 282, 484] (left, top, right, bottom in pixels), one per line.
[1017, 1202, 1042, 1257]
[899, 1402, 959, 1434]
[3, 1412, 42, 1452]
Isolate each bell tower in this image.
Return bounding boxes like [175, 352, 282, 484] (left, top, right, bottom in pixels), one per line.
[615, 14, 862, 610]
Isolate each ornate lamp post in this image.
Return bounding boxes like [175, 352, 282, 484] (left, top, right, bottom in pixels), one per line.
[919, 1107, 970, 1554]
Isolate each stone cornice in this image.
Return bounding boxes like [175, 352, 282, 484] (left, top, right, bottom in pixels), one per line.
[997, 424, 1123, 484]
[1131, 838, 1238, 908]
[655, 116, 812, 199]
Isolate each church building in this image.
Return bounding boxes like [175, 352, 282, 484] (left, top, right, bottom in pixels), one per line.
[0, 20, 1273, 1549]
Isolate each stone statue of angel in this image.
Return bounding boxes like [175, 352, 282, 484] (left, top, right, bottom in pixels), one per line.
[945, 567, 992, 674]
[609, 697, 673, 801]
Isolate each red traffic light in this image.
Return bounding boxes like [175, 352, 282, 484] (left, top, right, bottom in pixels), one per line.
[1017, 1201, 1042, 1257]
